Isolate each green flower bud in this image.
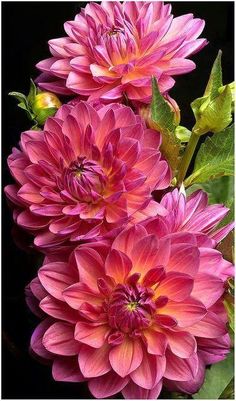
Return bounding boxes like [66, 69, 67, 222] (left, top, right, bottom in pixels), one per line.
[218, 81, 235, 111]
[192, 84, 232, 136]
[191, 51, 233, 136]
[32, 92, 62, 125]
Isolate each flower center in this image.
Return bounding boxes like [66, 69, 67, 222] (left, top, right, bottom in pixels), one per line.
[61, 156, 107, 203]
[126, 301, 138, 311]
[107, 283, 156, 333]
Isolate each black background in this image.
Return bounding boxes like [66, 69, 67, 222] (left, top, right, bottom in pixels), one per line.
[2, 2, 234, 399]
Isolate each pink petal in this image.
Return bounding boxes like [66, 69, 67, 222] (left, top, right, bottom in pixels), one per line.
[40, 295, 78, 323]
[112, 224, 147, 258]
[160, 297, 207, 327]
[167, 244, 200, 277]
[38, 262, 75, 301]
[109, 337, 143, 377]
[79, 343, 111, 378]
[130, 234, 159, 276]
[156, 272, 194, 302]
[43, 322, 80, 355]
[143, 329, 167, 355]
[130, 352, 166, 390]
[105, 249, 132, 283]
[191, 273, 224, 308]
[63, 282, 103, 310]
[164, 350, 198, 381]
[188, 311, 227, 338]
[88, 371, 129, 398]
[52, 356, 84, 382]
[165, 354, 205, 394]
[122, 379, 163, 399]
[165, 330, 196, 358]
[75, 321, 109, 348]
[30, 318, 54, 359]
[74, 247, 105, 290]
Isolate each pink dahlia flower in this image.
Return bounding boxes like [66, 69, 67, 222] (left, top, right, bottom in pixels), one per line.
[27, 222, 233, 399]
[36, 1, 207, 102]
[5, 101, 170, 254]
[145, 187, 234, 247]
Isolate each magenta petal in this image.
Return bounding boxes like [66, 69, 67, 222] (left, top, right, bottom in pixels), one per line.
[30, 318, 54, 360]
[79, 343, 111, 378]
[75, 321, 109, 348]
[38, 262, 75, 301]
[122, 379, 163, 399]
[165, 330, 197, 358]
[130, 353, 166, 390]
[88, 371, 129, 398]
[52, 356, 84, 382]
[188, 311, 227, 338]
[43, 322, 80, 355]
[109, 338, 143, 377]
[164, 350, 198, 381]
[165, 354, 205, 394]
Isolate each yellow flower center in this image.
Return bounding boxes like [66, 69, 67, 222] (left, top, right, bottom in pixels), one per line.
[126, 301, 138, 312]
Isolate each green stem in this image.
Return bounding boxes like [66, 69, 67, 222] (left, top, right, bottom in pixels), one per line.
[177, 131, 199, 185]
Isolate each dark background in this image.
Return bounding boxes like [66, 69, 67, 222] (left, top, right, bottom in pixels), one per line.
[2, 2, 234, 399]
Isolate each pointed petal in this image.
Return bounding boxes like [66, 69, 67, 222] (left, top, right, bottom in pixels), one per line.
[79, 343, 111, 378]
[109, 338, 143, 377]
[43, 322, 80, 356]
[88, 371, 129, 398]
[75, 321, 109, 348]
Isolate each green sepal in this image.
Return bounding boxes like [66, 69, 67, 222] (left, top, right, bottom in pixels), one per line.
[151, 77, 176, 133]
[35, 107, 58, 126]
[191, 51, 233, 136]
[27, 78, 38, 105]
[204, 49, 223, 99]
[151, 77, 181, 174]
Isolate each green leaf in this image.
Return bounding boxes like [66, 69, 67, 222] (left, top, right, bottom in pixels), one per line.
[151, 77, 181, 174]
[193, 350, 234, 399]
[219, 378, 234, 399]
[18, 102, 35, 120]
[9, 91, 27, 103]
[186, 175, 234, 205]
[184, 124, 234, 186]
[151, 77, 176, 133]
[27, 78, 37, 105]
[204, 50, 223, 99]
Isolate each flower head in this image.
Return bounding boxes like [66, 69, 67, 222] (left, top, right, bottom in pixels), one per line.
[154, 188, 234, 246]
[5, 101, 170, 254]
[36, 1, 207, 102]
[27, 221, 233, 399]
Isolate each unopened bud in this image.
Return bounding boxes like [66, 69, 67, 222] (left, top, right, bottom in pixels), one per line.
[138, 95, 180, 130]
[32, 92, 62, 125]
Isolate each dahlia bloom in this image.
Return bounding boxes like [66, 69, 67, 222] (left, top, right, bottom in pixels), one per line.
[5, 101, 170, 254]
[140, 188, 234, 248]
[36, 1, 207, 102]
[27, 222, 233, 399]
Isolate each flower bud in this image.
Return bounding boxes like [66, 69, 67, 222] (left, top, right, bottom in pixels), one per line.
[191, 84, 233, 136]
[138, 95, 180, 130]
[164, 94, 181, 126]
[32, 92, 62, 125]
[218, 81, 235, 111]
